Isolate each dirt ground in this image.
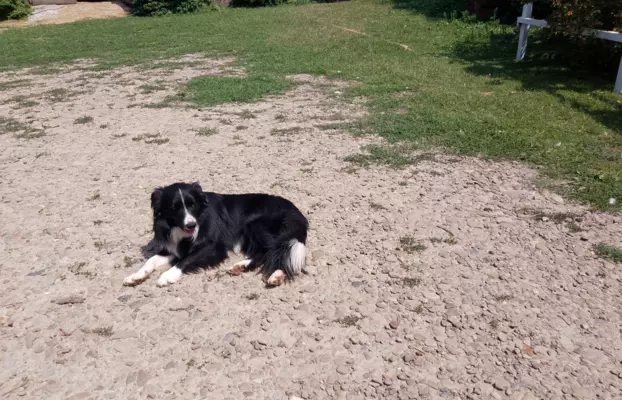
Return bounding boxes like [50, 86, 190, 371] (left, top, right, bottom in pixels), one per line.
[0, 55, 621, 400]
[0, 2, 128, 28]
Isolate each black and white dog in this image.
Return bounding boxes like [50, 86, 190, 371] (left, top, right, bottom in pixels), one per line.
[123, 182, 308, 287]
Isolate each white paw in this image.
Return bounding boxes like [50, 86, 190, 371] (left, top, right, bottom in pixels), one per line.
[123, 272, 145, 286]
[156, 267, 183, 287]
[267, 270, 286, 286]
[228, 259, 251, 276]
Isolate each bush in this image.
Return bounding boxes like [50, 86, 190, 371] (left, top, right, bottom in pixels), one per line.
[392, 0, 468, 17]
[524, 0, 622, 72]
[229, 0, 285, 6]
[0, 0, 32, 21]
[544, 0, 621, 35]
[132, 0, 206, 16]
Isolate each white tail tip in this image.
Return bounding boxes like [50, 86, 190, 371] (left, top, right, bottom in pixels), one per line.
[287, 240, 306, 276]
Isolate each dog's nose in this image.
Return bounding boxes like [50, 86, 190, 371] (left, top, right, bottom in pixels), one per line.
[185, 221, 197, 229]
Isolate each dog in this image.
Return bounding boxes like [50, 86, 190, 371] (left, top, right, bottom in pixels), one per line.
[123, 182, 308, 287]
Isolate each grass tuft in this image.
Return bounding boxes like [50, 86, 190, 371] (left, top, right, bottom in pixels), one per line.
[399, 235, 426, 254]
[74, 115, 94, 124]
[593, 243, 622, 263]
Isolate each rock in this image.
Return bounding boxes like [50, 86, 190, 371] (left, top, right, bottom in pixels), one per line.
[493, 377, 510, 391]
[117, 295, 132, 303]
[58, 344, 72, 354]
[336, 365, 350, 375]
[558, 335, 575, 352]
[389, 319, 399, 329]
[137, 370, 150, 386]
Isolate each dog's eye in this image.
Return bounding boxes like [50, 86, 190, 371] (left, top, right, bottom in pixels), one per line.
[186, 200, 194, 208]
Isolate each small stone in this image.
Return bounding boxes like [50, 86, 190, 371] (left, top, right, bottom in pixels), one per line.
[493, 377, 510, 391]
[558, 335, 575, 352]
[389, 319, 399, 329]
[58, 345, 72, 354]
[117, 295, 132, 303]
[137, 370, 150, 386]
[336, 365, 350, 375]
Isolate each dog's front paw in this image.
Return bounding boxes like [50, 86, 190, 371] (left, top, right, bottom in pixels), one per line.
[156, 267, 182, 287]
[123, 273, 145, 287]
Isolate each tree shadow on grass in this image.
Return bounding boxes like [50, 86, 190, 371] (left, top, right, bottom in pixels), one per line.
[449, 30, 622, 135]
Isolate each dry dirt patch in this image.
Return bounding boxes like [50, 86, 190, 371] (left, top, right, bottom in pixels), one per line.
[0, 55, 621, 400]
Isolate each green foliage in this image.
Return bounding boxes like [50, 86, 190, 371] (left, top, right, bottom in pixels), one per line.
[544, 0, 621, 34]
[132, 0, 206, 16]
[524, 0, 622, 74]
[593, 243, 622, 263]
[0, 0, 32, 21]
[230, 0, 286, 7]
[391, 0, 467, 17]
[186, 73, 289, 106]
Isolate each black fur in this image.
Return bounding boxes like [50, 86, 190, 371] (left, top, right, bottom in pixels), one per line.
[149, 182, 308, 280]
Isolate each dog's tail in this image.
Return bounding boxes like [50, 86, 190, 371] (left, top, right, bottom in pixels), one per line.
[263, 239, 306, 278]
[262, 212, 308, 278]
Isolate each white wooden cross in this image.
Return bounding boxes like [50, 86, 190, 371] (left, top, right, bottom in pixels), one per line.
[515, 2, 622, 93]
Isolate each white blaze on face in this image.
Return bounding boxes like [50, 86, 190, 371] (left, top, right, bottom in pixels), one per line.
[179, 189, 196, 228]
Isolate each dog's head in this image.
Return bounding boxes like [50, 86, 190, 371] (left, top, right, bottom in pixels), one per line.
[150, 182, 205, 240]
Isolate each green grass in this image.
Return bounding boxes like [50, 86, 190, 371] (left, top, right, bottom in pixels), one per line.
[399, 235, 426, 253]
[0, 0, 620, 209]
[593, 243, 622, 263]
[187, 74, 289, 106]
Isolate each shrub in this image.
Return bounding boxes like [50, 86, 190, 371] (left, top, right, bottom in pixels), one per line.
[544, 0, 621, 35]
[230, 0, 285, 6]
[523, 0, 622, 72]
[132, 0, 206, 16]
[392, 0, 468, 17]
[0, 0, 32, 21]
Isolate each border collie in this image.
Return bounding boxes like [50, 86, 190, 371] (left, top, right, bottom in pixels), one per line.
[123, 182, 308, 287]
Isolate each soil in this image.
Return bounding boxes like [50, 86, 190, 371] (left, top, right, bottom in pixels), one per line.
[0, 55, 621, 400]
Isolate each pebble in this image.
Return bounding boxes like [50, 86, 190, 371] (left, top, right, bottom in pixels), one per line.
[336, 365, 350, 375]
[136, 370, 150, 386]
[493, 378, 510, 391]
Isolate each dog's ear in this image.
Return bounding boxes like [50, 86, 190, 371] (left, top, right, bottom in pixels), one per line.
[150, 187, 164, 215]
[190, 181, 203, 192]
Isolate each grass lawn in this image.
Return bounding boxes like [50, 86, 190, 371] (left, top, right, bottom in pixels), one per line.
[0, 0, 620, 209]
